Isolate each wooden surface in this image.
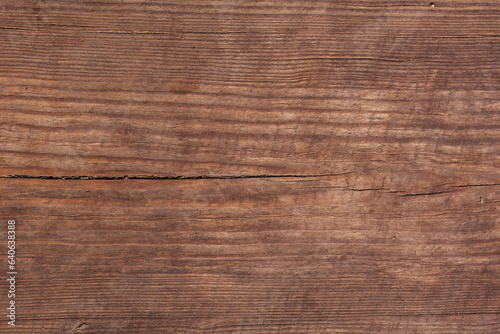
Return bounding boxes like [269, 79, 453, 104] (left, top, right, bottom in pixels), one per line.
[1, 0, 499, 333]
[2, 178, 500, 333]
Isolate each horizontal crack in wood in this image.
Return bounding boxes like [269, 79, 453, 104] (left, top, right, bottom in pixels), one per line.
[0, 173, 353, 180]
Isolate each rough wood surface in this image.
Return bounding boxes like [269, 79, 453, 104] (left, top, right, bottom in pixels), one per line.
[0, 0, 499, 333]
[1, 178, 499, 333]
[1, 0, 499, 180]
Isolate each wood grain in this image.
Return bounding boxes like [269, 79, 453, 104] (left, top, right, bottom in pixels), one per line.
[1, 0, 499, 333]
[1, 177, 499, 333]
[1, 0, 499, 180]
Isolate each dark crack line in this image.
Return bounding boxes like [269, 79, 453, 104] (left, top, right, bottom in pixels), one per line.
[400, 190, 453, 197]
[73, 320, 88, 333]
[350, 187, 387, 192]
[451, 183, 500, 188]
[0, 173, 353, 180]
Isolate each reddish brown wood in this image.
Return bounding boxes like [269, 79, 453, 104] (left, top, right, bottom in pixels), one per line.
[0, 0, 499, 333]
[1, 178, 499, 332]
[0, 0, 499, 181]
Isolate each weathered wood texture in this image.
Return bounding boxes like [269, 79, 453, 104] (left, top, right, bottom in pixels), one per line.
[1, 0, 499, 333]
[0, 0, 499, 180]
[1, 178, 499, 333]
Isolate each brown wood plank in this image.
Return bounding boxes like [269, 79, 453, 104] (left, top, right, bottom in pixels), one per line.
[1, 0, 499, 333]
[1, 0, 499, 178]
[1, 177, 499, 333]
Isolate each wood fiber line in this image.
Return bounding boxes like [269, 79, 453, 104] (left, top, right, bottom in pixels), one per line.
[1, 178, 499, 333]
